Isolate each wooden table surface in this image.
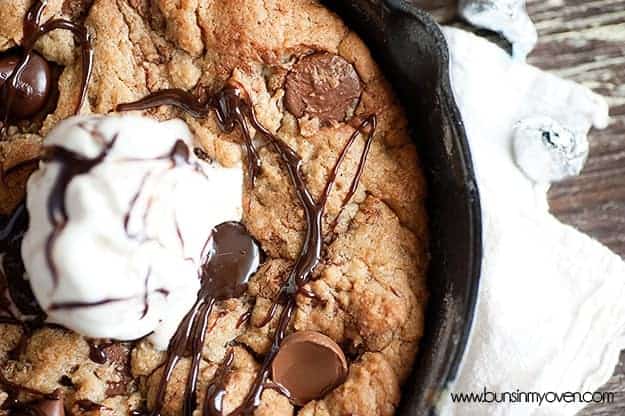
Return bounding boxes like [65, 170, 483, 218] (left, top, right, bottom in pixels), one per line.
[414, 0, 625, 414]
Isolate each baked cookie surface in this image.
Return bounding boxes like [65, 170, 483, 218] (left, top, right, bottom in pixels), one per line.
[0, 1, 428, 415]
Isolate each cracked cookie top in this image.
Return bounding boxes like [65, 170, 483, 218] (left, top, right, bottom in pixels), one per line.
[0, 1, 429, 415]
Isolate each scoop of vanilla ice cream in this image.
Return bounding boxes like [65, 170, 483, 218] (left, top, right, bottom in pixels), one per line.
[22, 115, 243, 349]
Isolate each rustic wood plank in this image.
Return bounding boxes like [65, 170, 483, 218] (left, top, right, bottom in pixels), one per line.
[526, 1, 625, 264]
[525, 2, 625, 414]
[412, 1, 625, 414]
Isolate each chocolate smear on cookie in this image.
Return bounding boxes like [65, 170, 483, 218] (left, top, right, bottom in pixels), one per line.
[284, 52, 362, 124]
[118, 80, 376, 414]
[0, 0, 94, 137]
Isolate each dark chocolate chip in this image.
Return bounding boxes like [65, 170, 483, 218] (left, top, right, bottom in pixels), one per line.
[271, 331, 348, 406]
[284, 52, 362, 124]
[102, 344, 133, 397]
[0, 52, 52, 120]
[193, 147, 212, 163]
[106, 379, 130, 397]
[58, 375, 74, 387]
[86, 341, 133, 396]
[100, 343, 130, 367]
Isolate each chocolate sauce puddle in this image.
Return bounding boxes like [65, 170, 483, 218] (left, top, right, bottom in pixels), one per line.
[144, 221, 261, 416]
[118, 81, 376, 415]
[0, 0, 93, 137]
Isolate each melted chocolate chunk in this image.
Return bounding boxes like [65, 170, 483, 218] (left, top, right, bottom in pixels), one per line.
[12, 394, 65, 416]
[284, 52, 362, 124]
[101, 343, 133, 397]
[202, 222, 261, 300]
[88, 340, 111, 364]
[271, 331, 347, 406]
[0, 52, 52, 119]
[118, 81, 376, 415]
[0, 0, 93, 136]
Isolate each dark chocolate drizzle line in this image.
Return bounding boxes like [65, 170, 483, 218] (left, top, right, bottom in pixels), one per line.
[235, 310, 252, 329]
[299, 286, 326, 307]
[0, 0, 94, 137]
[0, 205, 46, 362]
[145, 221, 260, 416]
[141, 267, 153, 319]
[118, 81, 376, 415]
[117, 86, 262, 185]
[203, 349, 234, 416]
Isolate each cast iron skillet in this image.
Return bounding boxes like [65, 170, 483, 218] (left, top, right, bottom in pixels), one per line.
[321, 1, 483, 414]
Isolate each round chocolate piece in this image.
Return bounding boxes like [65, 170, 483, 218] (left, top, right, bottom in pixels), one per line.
[284, 52, 362, 124]
[272, 331, 348, 406]
[0, 52, 52, 119]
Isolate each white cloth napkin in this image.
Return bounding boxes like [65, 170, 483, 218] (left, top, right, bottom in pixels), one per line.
[436, 27, 623, 416]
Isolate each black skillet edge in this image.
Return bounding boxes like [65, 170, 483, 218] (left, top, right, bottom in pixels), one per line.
[321, 1, 483, 414]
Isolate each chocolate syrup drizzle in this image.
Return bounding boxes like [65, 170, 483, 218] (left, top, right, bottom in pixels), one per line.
[0, 0, 94, 137]
[117, 80, 376, 415]
[144, 221, 261, 416]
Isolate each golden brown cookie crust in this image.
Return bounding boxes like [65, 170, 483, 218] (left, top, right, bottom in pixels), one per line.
[0, 1, 428, 415]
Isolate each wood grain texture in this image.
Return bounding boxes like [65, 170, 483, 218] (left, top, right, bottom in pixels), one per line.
[528, 2, 625, 414]
[411, 0, 625, 414]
